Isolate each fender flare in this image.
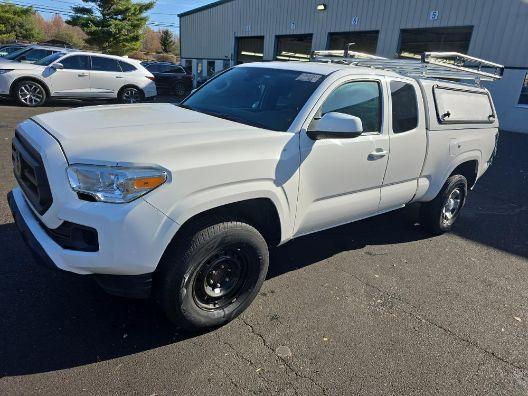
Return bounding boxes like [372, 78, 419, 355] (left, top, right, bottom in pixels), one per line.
[151, 180, 295, 246]
[419, 150, 481, 202]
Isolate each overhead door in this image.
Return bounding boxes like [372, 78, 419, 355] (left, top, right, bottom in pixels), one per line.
[275, 35, 313, 62]
[236, 36, 264, 64]
[328, 31, 379, 55]
[399, 26, 473, 58]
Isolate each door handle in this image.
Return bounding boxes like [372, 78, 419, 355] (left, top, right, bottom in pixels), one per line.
[369, 149, 389, 159]
[115, 76, 124, 79]
[78, 73, 88, 77]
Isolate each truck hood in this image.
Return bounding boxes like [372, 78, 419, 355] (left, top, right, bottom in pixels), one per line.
[31, 103, 280, 165]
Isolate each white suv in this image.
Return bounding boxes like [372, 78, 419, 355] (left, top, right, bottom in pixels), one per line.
[8, 54, 500, 330]
[0, 51, 157, 106]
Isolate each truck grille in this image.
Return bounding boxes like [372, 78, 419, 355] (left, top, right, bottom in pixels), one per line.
[12, 131, 53, 215]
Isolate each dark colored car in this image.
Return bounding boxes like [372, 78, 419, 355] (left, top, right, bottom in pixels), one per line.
[141, 61, 193, 96]
[0, 44, 29, 57]
[1, 45, 73, 63]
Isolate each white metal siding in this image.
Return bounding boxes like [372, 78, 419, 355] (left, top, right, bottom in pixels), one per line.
[180, 0, 528, 67]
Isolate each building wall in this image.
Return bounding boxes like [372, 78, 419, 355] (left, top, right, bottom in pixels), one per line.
[180, 0, 528, 132]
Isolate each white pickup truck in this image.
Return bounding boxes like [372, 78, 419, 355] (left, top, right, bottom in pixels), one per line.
[8, 52, 501, 330]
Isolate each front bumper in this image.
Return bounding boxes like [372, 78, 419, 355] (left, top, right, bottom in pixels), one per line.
[8, 186, 178, 276]
[8, 190, 157, 298]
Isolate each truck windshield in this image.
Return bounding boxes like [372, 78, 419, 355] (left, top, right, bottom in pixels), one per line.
[181, 67, 325, 131]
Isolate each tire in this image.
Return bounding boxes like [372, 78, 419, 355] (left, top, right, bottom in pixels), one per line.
[421, 174, 468, 235]
[118, 86, 143, 104]
[173, 82, 186, 97]
[14, 80, 47, 107]
[157, 220, 269, 330]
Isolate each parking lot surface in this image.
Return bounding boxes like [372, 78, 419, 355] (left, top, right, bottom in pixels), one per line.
[0, 99, 527, 395]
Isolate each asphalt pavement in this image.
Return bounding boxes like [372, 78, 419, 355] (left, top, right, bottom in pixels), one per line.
[0, 98, 527, 395]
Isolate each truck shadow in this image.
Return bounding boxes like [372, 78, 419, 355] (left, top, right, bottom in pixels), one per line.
[0, 208, 425, 377]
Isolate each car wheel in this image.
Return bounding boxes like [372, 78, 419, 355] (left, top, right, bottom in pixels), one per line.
[421, 174, 468, 235]
[174, 82, 186, 97]
[119, 87, 143, 104]
[157, 220, 269, 330]
[14, 80, 47, 107]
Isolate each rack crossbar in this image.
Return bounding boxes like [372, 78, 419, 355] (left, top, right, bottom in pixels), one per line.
[310, 50, 504, 83]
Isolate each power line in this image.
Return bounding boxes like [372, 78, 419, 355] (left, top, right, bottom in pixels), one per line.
[0, 0, 179, 27]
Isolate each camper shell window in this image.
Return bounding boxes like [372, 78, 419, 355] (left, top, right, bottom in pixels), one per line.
[433, 86, 495, 124]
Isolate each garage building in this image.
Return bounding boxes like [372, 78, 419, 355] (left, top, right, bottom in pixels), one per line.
[179, 0, 528, 133]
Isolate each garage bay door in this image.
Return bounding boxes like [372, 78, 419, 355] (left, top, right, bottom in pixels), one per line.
[399, 26, 474, 57]
[236, 37, 264, 64]
[328, 31, 379, 55]
[275, 35, 313, 62]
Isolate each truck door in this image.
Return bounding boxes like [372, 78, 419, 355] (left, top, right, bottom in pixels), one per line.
[294, 78, 390, 237]
[379, 78, 427, 211]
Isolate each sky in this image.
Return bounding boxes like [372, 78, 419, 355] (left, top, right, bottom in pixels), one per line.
[8, 0, 217, 33]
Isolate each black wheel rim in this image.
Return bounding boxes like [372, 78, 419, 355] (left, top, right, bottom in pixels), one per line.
[192, 244, 255, 311]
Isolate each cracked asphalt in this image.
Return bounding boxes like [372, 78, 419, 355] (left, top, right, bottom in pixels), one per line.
[0, 98, 527, 395]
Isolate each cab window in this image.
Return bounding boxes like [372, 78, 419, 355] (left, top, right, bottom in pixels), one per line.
[390, 81, 418, 133]
[318, 81, 382, 133]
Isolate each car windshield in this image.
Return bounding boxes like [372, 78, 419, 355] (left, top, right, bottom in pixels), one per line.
[181, 67, 325, 131]
[4, 46, 31, 60]
[35, 52, 65, 66]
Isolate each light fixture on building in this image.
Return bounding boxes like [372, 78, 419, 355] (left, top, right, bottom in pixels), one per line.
[316, 3, 327, 11]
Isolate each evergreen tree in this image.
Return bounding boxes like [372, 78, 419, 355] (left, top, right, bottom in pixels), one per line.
[159, 29, 174, 53]
[67, 0, 155, 55]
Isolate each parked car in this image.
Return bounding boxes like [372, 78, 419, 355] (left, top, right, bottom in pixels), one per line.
[142, 61, 193, 96]
[0, 44, 70, 64]
[0, 43, 29, 57]
[8, 53, 500, 331]
[0, 51, 157, 106]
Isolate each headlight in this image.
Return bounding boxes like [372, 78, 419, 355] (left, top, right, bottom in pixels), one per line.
[0, 69, 14, 75]
[67, 164, 168, 203]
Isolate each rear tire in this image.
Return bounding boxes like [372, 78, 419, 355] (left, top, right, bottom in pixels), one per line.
[14, 80, 47, 107]
[421, 175, 468, 235]
[118, 86, 143, 104]
[157, 219, 269, 330]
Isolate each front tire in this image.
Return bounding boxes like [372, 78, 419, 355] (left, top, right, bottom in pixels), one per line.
[14, 80, 47, 107]
[118, 87, 143, 104]
[157, 220, 269, 330]
[421, 175, 468, 235]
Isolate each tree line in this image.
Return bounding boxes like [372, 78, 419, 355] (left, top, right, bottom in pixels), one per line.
[0, 0, 178, 58]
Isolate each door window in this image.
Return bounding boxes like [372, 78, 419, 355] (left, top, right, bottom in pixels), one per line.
[390, 81, 418, 133]
[60, 55, 90, 70]
[91, 56, 121, 72]
[319, 81, 382, 133]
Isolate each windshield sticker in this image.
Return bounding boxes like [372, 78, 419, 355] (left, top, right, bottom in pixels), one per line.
[296, 73, 322, 83]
